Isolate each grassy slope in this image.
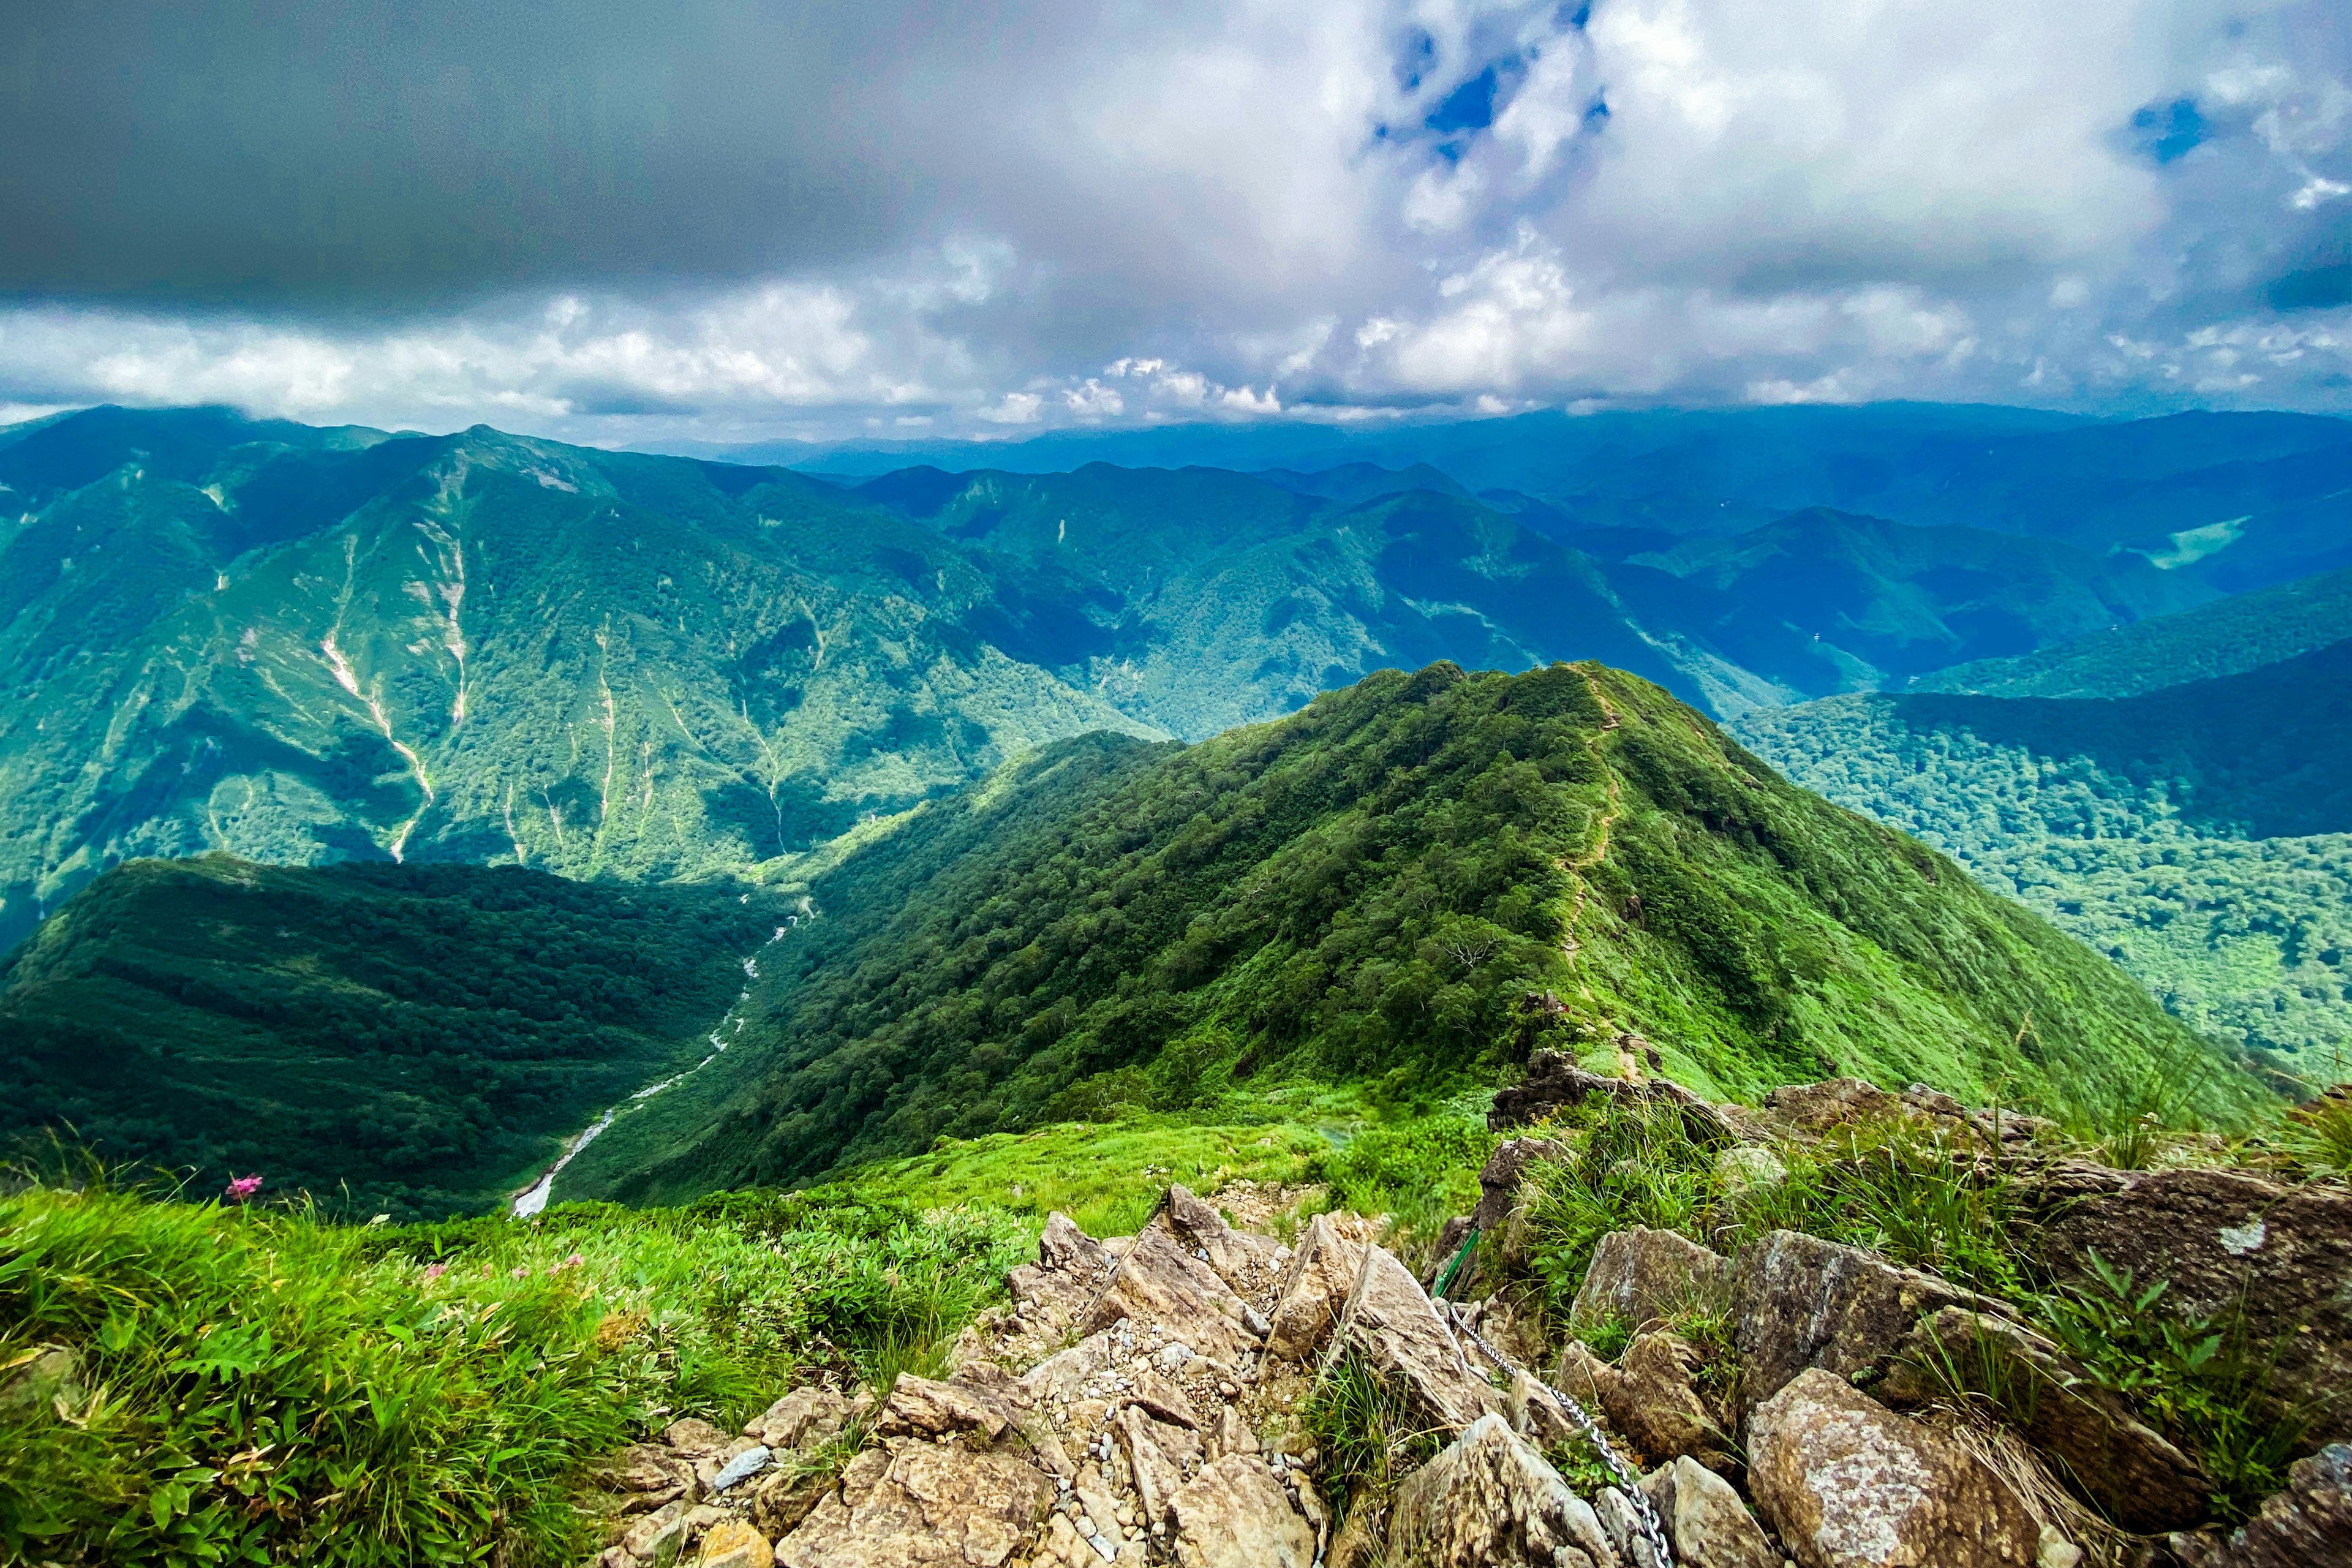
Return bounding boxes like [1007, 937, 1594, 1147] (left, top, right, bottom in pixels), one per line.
[1911, 564, 2352, 698]
[1736, 649, 2352, 1063]
[0, 856, 786, 1218]
[571, 660, 2241, 1206]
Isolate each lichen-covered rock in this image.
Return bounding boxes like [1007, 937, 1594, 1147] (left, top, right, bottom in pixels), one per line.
[1384, 1414, 1616, 1568]
[2168, 1443, 2352, 1568]
[1328, 1245, 1501, 1434]
[1267, 1213, 1369, 1360]
[751, 1469, 829, 1538]
[774, 1439, 1057, 1568]
[1574, 1229, 1732, 1330]
[751, 1386, 860, 1452]
[1081, 1216, 1260, 1364]
[590, 1442, 696, 1510]
[1609, 1332, 1732, 1471]
[1596, 1487, 1667, 1568]
[2032, 1164, 2352, 1446]
[875, 1372, 1027, 1443]
[1643, 1455, 1780, 1568]
[1749, 1368, 2035, 1568]
[1508, 1369, 1577, 1447]
[693, 1517, 769, 1568]
[1166, 1454, 1317, 1568]
[1880, 1306, 2208, 1532]
[663, 1416, 731, 1457]
[1761, 1079, 1908, 1136]
[1732, 1230, 1995, 1417]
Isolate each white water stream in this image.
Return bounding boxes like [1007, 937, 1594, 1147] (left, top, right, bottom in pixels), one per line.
[511, 911, 807, 1218]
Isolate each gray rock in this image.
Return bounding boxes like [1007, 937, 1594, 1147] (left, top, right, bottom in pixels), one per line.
[1472, 1138, 1572, 1236]
[2168, 1442, 2352, 1568]
[1596, 1487, 1666, 1568]
[1385, 1412, 1616, 1568]
[1732, 1229, 1996, 1417]
[1880, 1306, 2209, 1532]
[710, 1444, 773, 1492]
[775, 1438, 1057, 1568]
[0, 1343, 84, 1420]
[1327, 1245, 1502, 1435]
[1609, 1332, 1732, 1471]
[1508, 1368, 1577, 1447]
[1660, 1455, 1779, 1568]
[1574, 1228, 1732, 1331]
[1749, 1368, 2036, 1568]
[1714, 1144, 1787, 1199]
[2032, 1164, 2352, 1446]
[1166, 1454, 1316, 1568]
[1760, 1079, 1908, 1137]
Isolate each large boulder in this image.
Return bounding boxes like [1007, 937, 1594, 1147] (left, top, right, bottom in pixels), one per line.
[1384, 1413, 1619, 1568]
[1082, 1216, 1262, 1365]
[1732, 1230, 1994, 1417]
[1166, 1453, 1317, 1568]
[1270, 1213, 1364, 1363]
[2032, 1164, 2352, 1446]
[1328, 1245, 1502, 1434]
[1748, 1368, 2035, 1568]
[774, 1440, 1057, 1568]
[1880, 1307, 2208, 1532]
[2169, 1443, 2352, 1568]
[1574, 1229, 1733, 1332]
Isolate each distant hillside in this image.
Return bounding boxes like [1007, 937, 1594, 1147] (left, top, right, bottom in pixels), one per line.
[0, 856, 784, 1218]
[1738, 646, 2352, 1061]
[1912, 565, 2352, 699]
[566, 661, 2237, 1204]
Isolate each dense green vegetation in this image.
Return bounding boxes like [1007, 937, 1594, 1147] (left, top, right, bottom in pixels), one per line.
[568, 660, 2243, 1205]
[0, 1174, 1030, 1567]
[1915, 564, 2352, 699]
[0, 856, 784, 1218]
[1738, 645, 2352, 1064]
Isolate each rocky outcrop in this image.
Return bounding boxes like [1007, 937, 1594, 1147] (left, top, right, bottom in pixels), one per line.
[1385, 1414, 1619, 1568]
[1166, 1455, 1317, 1568]
[1082, 1215, 1263, 1365]
[1472, 1138, 1571, 1236]
[775, 1441, 1057, 1568]
[1265, 1213, 1366, 1361]
[1328, 1245, 1502, 1434]
[1732, 1229, 1996, 1417]
[751, 1386, 864, 1452]
[2169, 1443, 2352, 1568]
[1010, 1212, 1121, 1333]
[1490, 1050, 1735, 1137]
[875, 1371, 1031, 1443]
[1167, 1185, 1289, 1296]
[1613, 1333, 1732, 1471]
[1574, 1228, 1732, 1330]
[1880, 1307, 2208, 1532]
[1644, 1456, 1780, 1568]
[1749, 1368, 2035, 1568]
[2031, 1164, 2352, 1446]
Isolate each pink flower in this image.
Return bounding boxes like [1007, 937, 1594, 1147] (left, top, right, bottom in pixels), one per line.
[548, 1252, 587, 1274]
[511, 1265, 530, 1278]
[224, 1175, 263, 1204]
[422, 1262, 448, 1282]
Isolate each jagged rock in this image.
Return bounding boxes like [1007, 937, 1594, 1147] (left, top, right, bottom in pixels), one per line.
[1749, 1368, 2035, 1568]
[753, 1386, 861, 1451]
[1081, 1217, 1260, 1364]
[592, 1442, 696, 1507]
[1574, 1228, 1732, 1330]
[1328, 1245, 1501, 1434]
[621, 1500, 692, 1561]
[1116, 1404, 1203, 1526]
[1125, 1367, 1203, 1430]
[1266, 1214, 1368, 1360]
[1208, 1406, 1258, 1459]
[1167, 1185, 1288, 1292]
[694, 1518, 769, 1568]
[1010, 1212, 1120, 1330]
[1642, 1456, 1779, 1568]
[1472, 1139, 1572, 1235]
[1732, 1229, 1996, 1417]
[2032, 1164, 2352, 1446]
[1596, 1487, 1667, 1568]
[1508, 1369, 1577, 1447]
[0, 1343, 84, 1420]
[752, 1469, 830, 1537]
[1020, 1330, 1119, 1401]
[663, 1416, 731, 1457]
[876, 1372, 1027, 1443]
[1881, 1306, 2209, 1532]
[1610, 1332, 1731, 1471]
[1490, 1050, 1736, 1139]
[1385, 1413, 1617, 1568]
[1762, 1079, 1908, 1136]
[2168, 1443, 2352, 1567]
[1166, 1454, 1316, 1568]
[775, 1439, 1057, 1568]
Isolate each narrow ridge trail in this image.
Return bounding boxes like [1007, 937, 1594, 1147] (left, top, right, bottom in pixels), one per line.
[1559, 664, 1624, 964]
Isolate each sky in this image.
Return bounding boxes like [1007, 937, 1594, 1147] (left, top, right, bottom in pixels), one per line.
[1, 0, 2346, 448]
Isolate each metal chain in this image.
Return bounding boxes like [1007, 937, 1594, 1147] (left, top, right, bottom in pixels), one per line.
[1444, 1304, 1675, 1567]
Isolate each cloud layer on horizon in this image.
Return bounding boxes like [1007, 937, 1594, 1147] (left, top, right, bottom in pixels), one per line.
[1, 0, 2345, 445]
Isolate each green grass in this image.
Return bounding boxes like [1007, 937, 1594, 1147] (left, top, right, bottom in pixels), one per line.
[0, 1174, 1028, 1566]
[1300, 1354, 1444, 1529]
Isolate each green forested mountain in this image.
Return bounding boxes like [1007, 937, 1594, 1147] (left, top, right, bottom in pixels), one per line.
[562, 661, 2233, 1205]
[1738, 642, 2352, 1061]
[0, 855, 785, 1218]
[1911, 564, 2352, 698]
